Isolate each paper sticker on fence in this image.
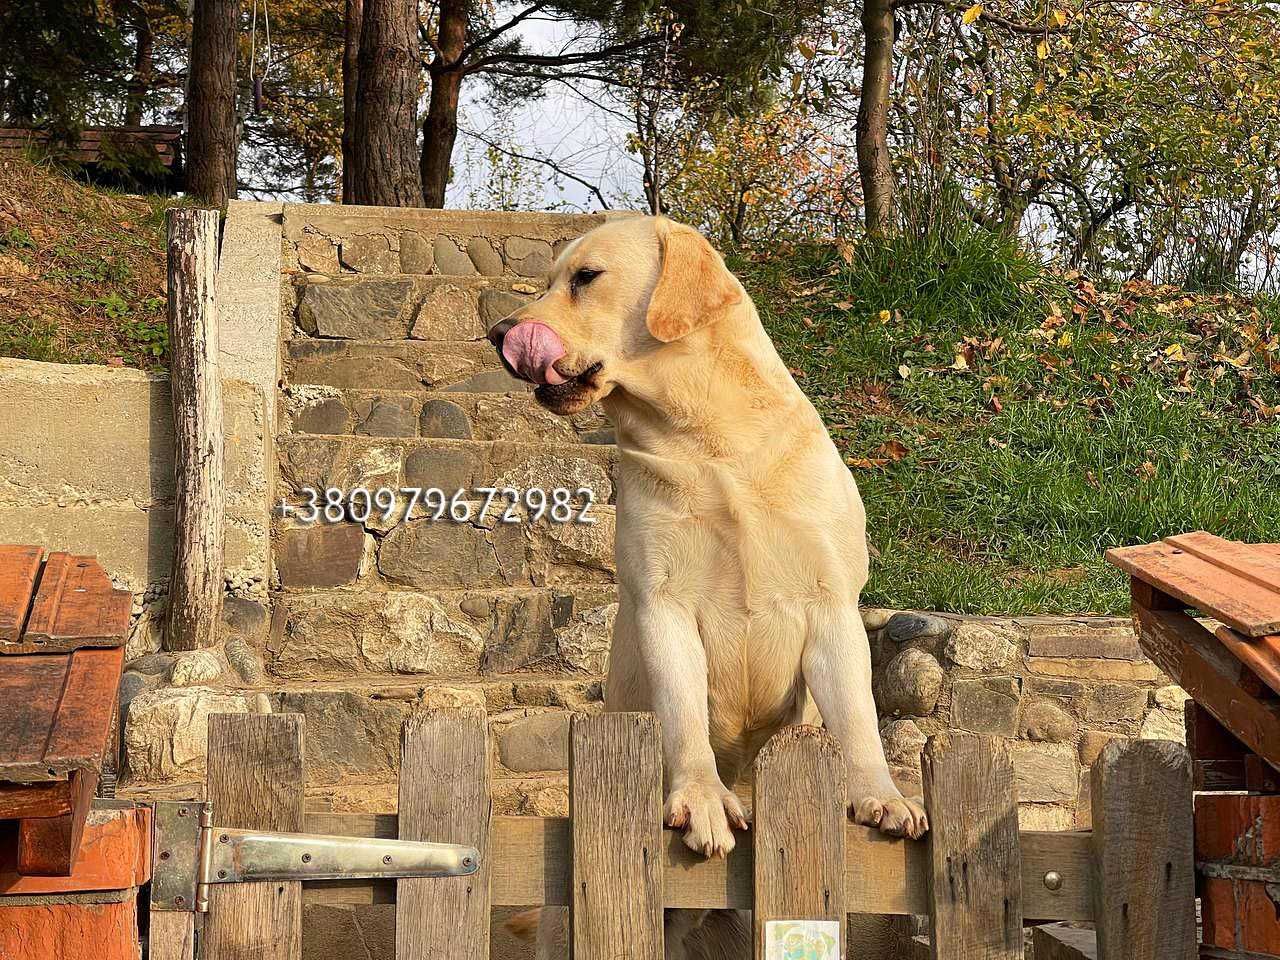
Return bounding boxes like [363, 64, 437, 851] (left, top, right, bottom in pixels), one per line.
[764, 920, 841, 960]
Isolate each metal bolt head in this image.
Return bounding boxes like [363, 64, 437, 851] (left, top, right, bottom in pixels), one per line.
[177, 807, 188, 818]
[383, 855, 393, 865]
[302, 853, 312, 864]
[159, 850, 171, 861]
[218, 869, 228, 879]
[462, 856, 474, 869]
[220, 834, 230, 844]
[1043, 870, 1064, 891]
[175, 896, 186, 906]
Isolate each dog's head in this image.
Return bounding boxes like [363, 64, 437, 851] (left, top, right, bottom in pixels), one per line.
[487, 216, 742, 415]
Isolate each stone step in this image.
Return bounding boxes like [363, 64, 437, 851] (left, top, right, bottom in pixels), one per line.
[276, 434, 618, 506]
[276, 499, 615, 591]
[282, 205, 606, 277]
[287, 273, 543, 343]
[281, 387, 614, 445]
[285, 337, 525, 393]
[269, 585, 617, 683]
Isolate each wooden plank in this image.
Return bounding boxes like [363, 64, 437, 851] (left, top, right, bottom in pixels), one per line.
[202, 714, 305, 960]
[148, 912, 197, 960]
[43, 646, 126, 764]
[1031, 923, 1098, 959]
[571, 713, 663, 960]
[1185, 701, 1249, 790]
[0, 647, 123, 781]
[922, 732, 1022, 960]
[396, 708, 491, 960]
[165, 207, 224, 651]
[15, 768, 98, 875]
[1214, 623, 1280, 698]
[752, 725, 847, 959]
[19, 554, 130, 653]
[1107, 540, 1280, 637]
[1165, 532, 1280, 597]
[298, 812, 1095, 921]
[0, 544, 42, 645]
[1133, 604, 1280, 768]
[0, 779, 73, 819]
[1090, 738, 1195, 960]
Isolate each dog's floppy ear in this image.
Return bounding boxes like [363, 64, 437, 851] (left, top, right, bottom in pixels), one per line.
[645, 218, 742, 343]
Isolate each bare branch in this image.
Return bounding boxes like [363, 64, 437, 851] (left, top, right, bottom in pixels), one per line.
[462, 34, 660, 75]
[457, 2, 550, 66]
[464, 128, 612, 209]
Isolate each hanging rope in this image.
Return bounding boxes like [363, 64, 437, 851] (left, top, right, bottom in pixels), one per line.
[248, 0, 273, 115]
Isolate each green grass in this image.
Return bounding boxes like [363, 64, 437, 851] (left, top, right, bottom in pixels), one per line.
[735, 222, 1280, 614]
[0, 156, 177, 369]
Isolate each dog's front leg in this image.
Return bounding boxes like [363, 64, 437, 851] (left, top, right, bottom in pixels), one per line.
[636, 601, 748, 858]
[803, 604, 928, 839]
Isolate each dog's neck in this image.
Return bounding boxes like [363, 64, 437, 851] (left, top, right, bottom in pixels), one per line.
[603, 307, 816, 462]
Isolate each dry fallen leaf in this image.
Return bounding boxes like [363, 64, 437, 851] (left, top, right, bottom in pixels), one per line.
[898, 364, 911, 379]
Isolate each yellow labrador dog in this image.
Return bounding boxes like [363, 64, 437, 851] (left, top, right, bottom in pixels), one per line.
[488, 215, 927, 855]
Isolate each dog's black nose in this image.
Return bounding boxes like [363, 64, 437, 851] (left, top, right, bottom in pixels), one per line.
[487, 317, 517, 347]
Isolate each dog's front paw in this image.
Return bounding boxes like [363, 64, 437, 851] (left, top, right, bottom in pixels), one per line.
[665, 780, 747, 859]
[851, 794, 928, 840]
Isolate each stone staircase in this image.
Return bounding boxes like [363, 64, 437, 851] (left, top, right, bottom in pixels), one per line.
[268, 207, 623, 813]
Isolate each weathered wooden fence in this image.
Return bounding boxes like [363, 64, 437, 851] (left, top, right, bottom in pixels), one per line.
[152, 709, 1196, 960]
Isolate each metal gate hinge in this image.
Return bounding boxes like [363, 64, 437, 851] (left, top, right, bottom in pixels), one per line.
[150, 800, 479, 913]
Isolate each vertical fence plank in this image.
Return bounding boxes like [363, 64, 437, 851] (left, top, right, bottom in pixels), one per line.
[922, 732, 1022, 960]
[752, 725, 848, 960]
[396, 707, 491, 960]
[203, 713, 305, 960]
[165, 206, 224, 651]
[1090, 739, 1195, 960]
[148, 912, 197, 960]
[571, 712, 663, 960]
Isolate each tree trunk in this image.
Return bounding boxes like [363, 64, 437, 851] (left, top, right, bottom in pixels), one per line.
[165, 208, 225, 652]
[341, 0, 362, 203]
[420, 0, 469, 208]
[857, 0, 896, 238]
[186, 0, 239, 207]
[350, 0, 423, 206]
[124, 8, 154, 127]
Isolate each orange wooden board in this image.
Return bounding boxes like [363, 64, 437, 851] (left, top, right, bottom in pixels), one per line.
[0, 545, 43, 643]
[0, 646, 124, 782]
[0, 805, 150, 895]
[16, 553, 131, 654]
[1107, 533, 1280, 637]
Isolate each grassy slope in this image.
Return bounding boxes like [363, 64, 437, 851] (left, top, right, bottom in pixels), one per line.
[737, 228, 1280, 615]
[0, 157, 174, 369]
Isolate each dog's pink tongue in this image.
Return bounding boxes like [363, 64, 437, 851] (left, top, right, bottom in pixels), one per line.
[502, 322, 567, 385]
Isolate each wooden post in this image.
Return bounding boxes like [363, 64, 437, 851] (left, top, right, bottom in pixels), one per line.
[752, 726, 848, 960]
[396, 707, 492, 960]
[922, 733, 1023, 960]
[202, 714, 305, 960]
[571, 713, 663, 960]
[1090, 739, 1195, 960]
[165, 207, 224, 651]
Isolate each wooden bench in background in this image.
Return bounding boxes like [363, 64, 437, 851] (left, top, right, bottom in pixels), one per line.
[1108, 531, 1280, 960]
[0, 125, 182, 170]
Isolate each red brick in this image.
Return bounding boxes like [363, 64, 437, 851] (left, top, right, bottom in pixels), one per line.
[0, 897, 140, 960]
[0, 806, 151, 895]
[1196, 793, 1280, 865]
[1199, 876, 1280, 954]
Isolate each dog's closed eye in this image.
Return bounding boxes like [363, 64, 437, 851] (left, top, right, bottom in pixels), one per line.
[570, 267, 602, 294]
